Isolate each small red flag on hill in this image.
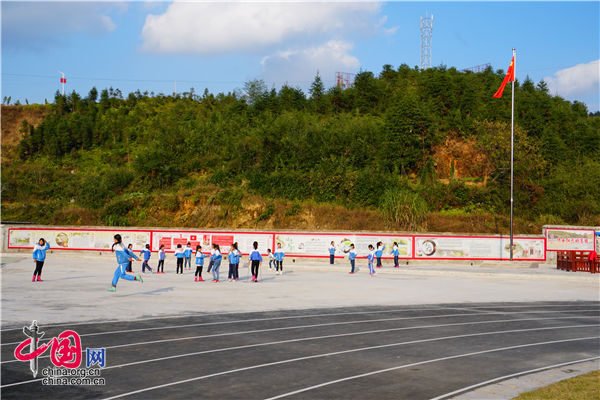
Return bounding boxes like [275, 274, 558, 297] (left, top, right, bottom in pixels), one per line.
[493, 56, 515, 98]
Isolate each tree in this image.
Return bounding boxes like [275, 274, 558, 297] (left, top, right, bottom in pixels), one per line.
[279, 85, 305, 111]
[100, 89, 110, 110]
[379, 64, 396, 82]
[243, 79, 268, 106]
[382, 94, 432, 171]
[88, 87, 98, 103]
[354, 71, 380, 114]
[309, 72, 327, 114]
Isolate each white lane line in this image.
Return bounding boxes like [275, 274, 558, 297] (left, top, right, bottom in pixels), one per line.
[3, 307, 597, 348]
[2, 308, 597, 353]
[2, 302, 597, 332]
[428, 356, 600, 400]
[2, 314, 592, 366]
[0, 306, 478, 344]
[263, 338, 600, 400]
[0, 306, 457, 332]
[104, 335, 600, 400]
[3, 325, 597, 389]
[465, 303, 600, 310]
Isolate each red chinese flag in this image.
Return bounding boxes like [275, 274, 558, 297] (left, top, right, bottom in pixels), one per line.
[493, 56, 515, 98]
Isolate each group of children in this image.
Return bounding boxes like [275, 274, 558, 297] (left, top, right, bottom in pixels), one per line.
[31, 234, 402, 291]
[329, 240, 402, 277]
[107, 236, 286, 291]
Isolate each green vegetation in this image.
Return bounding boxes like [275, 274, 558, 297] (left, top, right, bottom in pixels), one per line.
[2, 64, 599, 231]
[512, 370, 600, 400]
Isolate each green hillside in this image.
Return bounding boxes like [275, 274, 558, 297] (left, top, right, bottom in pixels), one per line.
[2, 65, 599, 232]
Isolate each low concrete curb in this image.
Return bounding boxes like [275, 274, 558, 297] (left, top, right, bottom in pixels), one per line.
[448, 360, 599, 400]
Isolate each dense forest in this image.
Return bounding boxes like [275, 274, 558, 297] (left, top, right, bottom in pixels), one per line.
[2, 64, 599, 233]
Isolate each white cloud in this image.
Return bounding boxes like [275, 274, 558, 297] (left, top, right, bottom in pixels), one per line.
[2, 2, 123, 50]
[140, 2, 381, 55]
[545, 59, 600, 97]
[260, 40, 360, 86]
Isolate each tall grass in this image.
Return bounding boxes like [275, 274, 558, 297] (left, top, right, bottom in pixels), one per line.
[380, 188, 428, 231]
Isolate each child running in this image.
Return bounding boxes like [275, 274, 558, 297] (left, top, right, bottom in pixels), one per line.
[392, 242, 400, 268]
[194, 245, 205, 282]
[211, 244, 222, 282]
[184, 242, 193, 270]
[32, 238, 50, 282]
[268, 249, 276, 270]
[367, 244, 376, 277]
[228, 242, 241, 281]
[108, 234, 142, 292]
[249, 241, 262, 282]
[274, 242, 285, 275]
[375, 241, 385, 268]
[175, 244, 185, 274]
[157, 244, 165, 274]
[348, 243, 356, 274]
[140, 244, 153, 273]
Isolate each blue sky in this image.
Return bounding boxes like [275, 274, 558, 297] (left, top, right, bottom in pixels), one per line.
[2, 1, 599, 111]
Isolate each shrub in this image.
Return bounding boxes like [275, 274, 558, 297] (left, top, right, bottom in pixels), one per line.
[101, 198, 134, 226]
[285, 201, 302, 216]
[257, 203, 275, 221]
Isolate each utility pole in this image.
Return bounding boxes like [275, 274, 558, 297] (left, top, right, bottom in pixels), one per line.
[58, 71, 66, 95]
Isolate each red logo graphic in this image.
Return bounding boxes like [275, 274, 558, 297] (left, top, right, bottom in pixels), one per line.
[14, 321, 82, 377]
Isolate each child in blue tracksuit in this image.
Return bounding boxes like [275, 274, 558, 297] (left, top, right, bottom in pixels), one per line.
[392, 242, 400, 268]
[348, 243, 357, 274]
[126, 243, 134, 272]
[274, 243, 285, 275]
[194, 245, 205, 281]
[268, 249, 276, 269]
[211, 244, 222, 282]
[375, 241, 385, 268]
[367, 244, 376, 276]
[175, 244, 185, 274]
[157, 245, 165, 273]
[329, 241, 336, 264]
[227, 242, 241, 281]
[140, 244, 153, 273]
[249, 241, 262, 282]
[184, 242, 193, 270]
[233, 243, 241, 280]
[109, 234, 142, 292]
[32, 238, 50, 282]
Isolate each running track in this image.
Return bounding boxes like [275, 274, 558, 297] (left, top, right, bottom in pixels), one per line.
[1, 301, 599, 399]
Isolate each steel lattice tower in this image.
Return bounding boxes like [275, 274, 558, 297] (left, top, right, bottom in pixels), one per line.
[420, 13, 433, 70]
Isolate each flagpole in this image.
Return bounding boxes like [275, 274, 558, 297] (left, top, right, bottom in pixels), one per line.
[510, 48, 515, 261]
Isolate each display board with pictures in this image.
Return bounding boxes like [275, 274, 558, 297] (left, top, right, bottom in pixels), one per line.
[545, 228, 595, 251]
[414, 236, 545, 260]
[8, 228, 151, 251]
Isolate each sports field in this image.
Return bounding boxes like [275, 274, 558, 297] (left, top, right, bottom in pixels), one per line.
[1, 253, 599, 399]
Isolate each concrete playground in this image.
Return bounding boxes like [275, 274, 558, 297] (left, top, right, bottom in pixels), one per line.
[0, 252, 598, 327]
[1, 252, 599, 399]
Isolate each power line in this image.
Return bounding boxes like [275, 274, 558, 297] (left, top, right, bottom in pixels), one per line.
[1, 72, 337, 86]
